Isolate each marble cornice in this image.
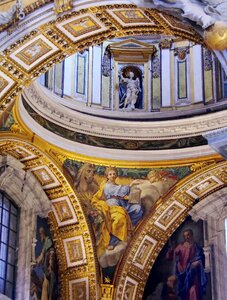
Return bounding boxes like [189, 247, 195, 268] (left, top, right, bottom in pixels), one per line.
[17, 97, 215, 160]
[23, 82, 227, 140]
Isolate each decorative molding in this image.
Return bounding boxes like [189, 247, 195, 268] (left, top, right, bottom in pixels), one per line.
[9, 34, 59, 72]
[186, 175, 224, 199]
[69, 277, 89, 300]
[0, 70, 16, 99]
[121, 276, 138, 300]
[132, 235, 157, 270]
[174, 46, 190, 61]
[54, 0, 73, 14]
[20, 82, 227, 141]
[203, 127, 227, 141]
[17, 97, 218, 160]
[159, 39, 172, 49]
[114, 161, 227, 300]
[190, 160, 216, 172]
[2, 145, 36, 162]
[154, 200, 186, 230]
[63, 236, 87, 267]
[51, 196, 78, 227]
[0, 139, 98, 300]
[20, 96, 210, 151]
[109, 38, 156, 62]
[101, 284, 114, 299]
[0, 3, 204, 118]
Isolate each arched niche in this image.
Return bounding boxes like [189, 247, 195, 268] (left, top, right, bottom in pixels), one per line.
[0, 3, 204, 121]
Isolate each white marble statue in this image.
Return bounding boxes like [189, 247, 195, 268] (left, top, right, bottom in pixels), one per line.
[136, 0, 227, 29]
[0, 4, 17, 25]
[120, 71, 141, 110]
[203, 0, 227, 22]
[0, 0, 25, 26]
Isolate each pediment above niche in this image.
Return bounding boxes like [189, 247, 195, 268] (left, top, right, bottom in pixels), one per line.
[110, 38, 155, 48]
[109, 38, 157, 62]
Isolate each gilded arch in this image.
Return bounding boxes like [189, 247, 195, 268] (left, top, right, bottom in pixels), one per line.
[114, 161, 227, 299]
[0, 136, 99, 299]
[0, 153, 51, 299]
[0, 2, 227, 300]
[0, 131, 226, 299]
[0, 4, 204, 120]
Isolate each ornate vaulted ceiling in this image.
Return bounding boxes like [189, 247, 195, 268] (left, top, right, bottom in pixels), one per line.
[0, 3, 203, 116]
[0, 1, 227, 299]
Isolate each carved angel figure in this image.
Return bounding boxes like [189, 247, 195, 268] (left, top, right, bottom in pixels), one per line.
[202, 0, 227, 22]
[138, 0, 227, 29]
[120, 71, 141, 110]
[0, 5, 17, 25]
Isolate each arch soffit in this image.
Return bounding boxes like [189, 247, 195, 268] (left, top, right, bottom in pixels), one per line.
[114, 160, 227, 300]
[0, 137, 99, 300]
[0, 153, 52, 299]
[189, 186, 227, 222]
[0, 4, 204, 117]
[0, 153, 51, 215]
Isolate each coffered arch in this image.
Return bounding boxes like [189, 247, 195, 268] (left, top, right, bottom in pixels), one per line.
[0, 3, 204, 121]
[0, 136, 99, 300]
[0, 129, 226, 299]
[0, 128, 227, 299]
[0, 3, 227, 299]
[114, 160, 227, 300]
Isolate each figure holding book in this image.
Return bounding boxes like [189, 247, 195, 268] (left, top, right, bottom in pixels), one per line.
[92, 167, 144, 252]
